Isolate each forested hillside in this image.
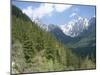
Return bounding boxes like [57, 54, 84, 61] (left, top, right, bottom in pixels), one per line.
[11, 5, 96, 74]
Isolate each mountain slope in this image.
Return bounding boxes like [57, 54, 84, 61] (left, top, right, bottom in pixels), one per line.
[12, 5, 93, 74]
[73, 17, 96, 48]
[45, 16, 96, 60]
[36, 16, 96, 48]
[48, 24, 74, 44]
[47, 17, 96, 47]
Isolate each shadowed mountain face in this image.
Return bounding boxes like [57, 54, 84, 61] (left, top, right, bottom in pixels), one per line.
[48, 25, 74, 44]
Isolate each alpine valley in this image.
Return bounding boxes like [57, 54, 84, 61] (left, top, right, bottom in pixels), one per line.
[34, 16, 96, 59]
[12, 3, 96, 74]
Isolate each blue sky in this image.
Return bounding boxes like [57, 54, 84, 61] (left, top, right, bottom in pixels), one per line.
[12, 1, 96, 25]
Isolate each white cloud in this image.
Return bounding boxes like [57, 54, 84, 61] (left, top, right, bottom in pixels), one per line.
[23, 3, 54, 21]
[23, 6, 33, 19]
[69, 7, 80, 18]
[54, 4, 72, 12]
[22, 3, 72, 21]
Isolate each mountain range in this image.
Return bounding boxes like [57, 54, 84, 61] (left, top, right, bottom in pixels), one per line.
[15, 4, 96, 58]
[12, 5, 96, 74]
[33, 16, 96, 44]
[33, 16, 96, 58]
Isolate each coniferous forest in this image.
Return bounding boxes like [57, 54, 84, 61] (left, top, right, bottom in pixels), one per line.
[11, 4, 96, 74]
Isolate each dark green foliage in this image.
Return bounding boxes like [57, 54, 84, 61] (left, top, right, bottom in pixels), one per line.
[80, 56, 96, 69]
[12, 5, 96, 74]
[12, 5, 31, 22]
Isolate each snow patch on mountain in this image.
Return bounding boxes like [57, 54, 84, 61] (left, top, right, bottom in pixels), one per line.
[59, 17, 89, 37]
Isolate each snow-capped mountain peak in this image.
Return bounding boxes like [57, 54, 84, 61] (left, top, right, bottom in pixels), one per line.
[59, 17, 89, 37]
[32, 17, 95, 38]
